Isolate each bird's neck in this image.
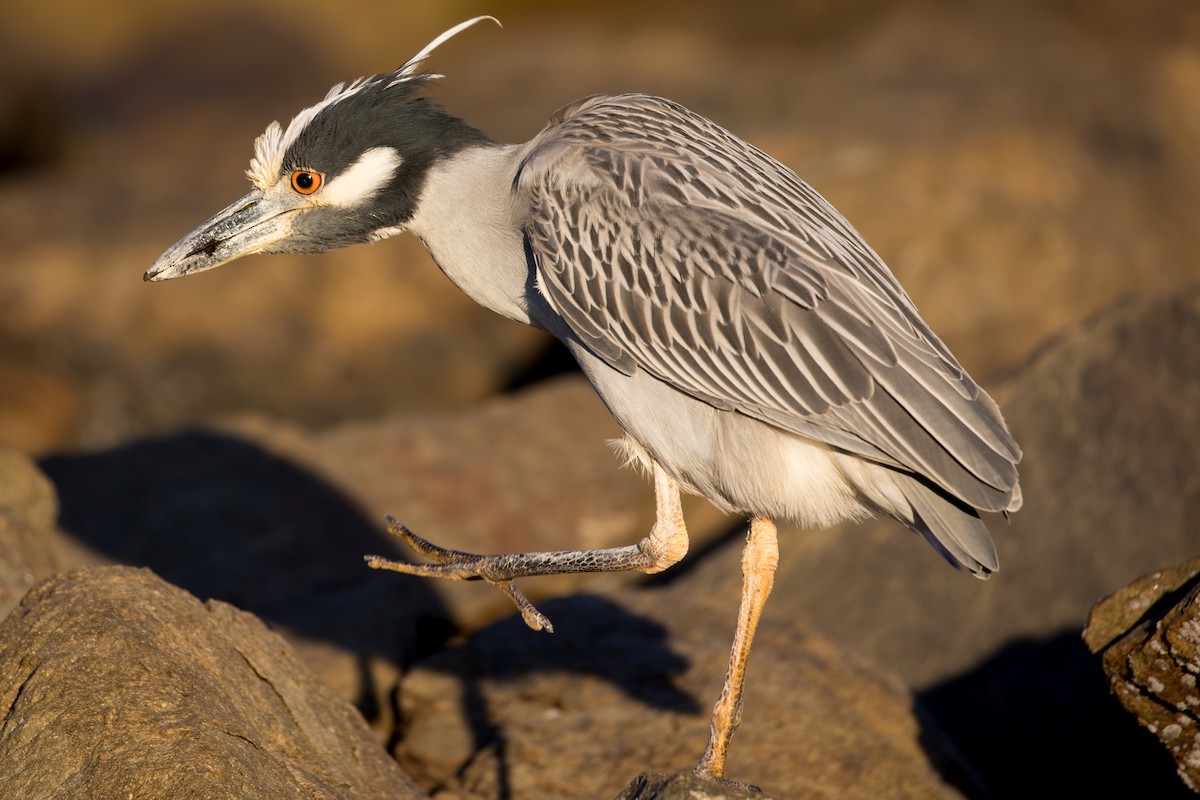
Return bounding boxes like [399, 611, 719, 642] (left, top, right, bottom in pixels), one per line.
[406, 142, 535, 326]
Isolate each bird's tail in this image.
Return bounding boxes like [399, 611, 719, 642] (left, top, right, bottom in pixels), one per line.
[890, 471, 999, 578]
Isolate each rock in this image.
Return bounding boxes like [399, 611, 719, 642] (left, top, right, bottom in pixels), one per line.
[393, 564, 971, 800]
[1085, 558, 1200, 792]
[615, 770, 772, 800]
[0, 447, 60, 619]
[1083, 558, 1200, 656]
[0, 565, 424, 799]
[0, 446, 57, 533]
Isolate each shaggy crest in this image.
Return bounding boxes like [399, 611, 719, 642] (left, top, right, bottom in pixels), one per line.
[245, 15, 500, 190]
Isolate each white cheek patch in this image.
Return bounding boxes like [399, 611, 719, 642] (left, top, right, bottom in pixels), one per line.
[320, 146, 403, 208]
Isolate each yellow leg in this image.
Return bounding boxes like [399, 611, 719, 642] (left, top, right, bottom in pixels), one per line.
[694, 516, 779, 781]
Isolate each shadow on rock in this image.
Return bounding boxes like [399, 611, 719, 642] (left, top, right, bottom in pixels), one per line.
[39, 428, 453, 719]
[443, 593, 696, 710]
[397, 593, 697, 799]
[920, 628, 1190, 798]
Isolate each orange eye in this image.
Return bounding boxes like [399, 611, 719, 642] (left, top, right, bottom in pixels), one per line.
[290, 170, 323, 195]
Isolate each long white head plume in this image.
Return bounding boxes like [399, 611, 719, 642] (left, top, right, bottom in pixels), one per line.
[392, 15, 501, 84]
[245, 15, 501, 190]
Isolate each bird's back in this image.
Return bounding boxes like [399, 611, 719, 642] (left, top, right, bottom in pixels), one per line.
[515, 93, 1020, 573]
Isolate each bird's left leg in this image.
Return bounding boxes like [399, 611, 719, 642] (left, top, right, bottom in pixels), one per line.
[365, 462, 688, 633]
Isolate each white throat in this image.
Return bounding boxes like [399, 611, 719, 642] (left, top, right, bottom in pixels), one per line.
[405, 144, 534, 326]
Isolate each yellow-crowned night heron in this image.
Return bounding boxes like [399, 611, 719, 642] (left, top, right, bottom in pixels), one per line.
[145, 17, 1021, 784]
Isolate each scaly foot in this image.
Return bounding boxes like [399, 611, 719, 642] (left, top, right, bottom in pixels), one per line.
[365, 516, 555, 632]
[364, 466, 689, 636]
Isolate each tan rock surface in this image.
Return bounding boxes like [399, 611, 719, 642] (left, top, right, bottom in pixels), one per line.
[0, 448, 60, 618]
[0, 566, 425, 799]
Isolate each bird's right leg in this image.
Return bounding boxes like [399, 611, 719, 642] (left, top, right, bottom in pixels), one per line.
[694, 516, 779, 783]
[365, 462, 689, 633]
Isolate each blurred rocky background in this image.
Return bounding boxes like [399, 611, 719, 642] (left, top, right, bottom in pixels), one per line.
[0, 0, 1198, 797]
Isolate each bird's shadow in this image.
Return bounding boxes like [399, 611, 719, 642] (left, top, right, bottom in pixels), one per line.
[38, 429, 698, 748]
[403, 593, 698, 800]
[39, 429, 453, 718]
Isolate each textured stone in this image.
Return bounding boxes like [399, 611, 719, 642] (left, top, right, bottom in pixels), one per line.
[0, 446, 57, 533]
[615, 770, 773, 800]
[1086, 558, 1200, 792]
[35, 292, 1200, 796]
[0, 447, 60, 620]
[0, 566, 424, 799]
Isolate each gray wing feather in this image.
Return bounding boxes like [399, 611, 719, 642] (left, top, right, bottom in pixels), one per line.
[891, 471, 998, 576]
[517, 94, 1021, 515]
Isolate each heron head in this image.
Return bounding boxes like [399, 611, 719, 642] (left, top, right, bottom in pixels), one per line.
[144, 16, 498, 282]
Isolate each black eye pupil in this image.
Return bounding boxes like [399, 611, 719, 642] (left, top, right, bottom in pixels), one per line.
[295, 173, 313, 189]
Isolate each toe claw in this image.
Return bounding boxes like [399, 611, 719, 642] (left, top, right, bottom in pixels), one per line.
[364, 553, 423, 574]
[497, 580, 555, 634]
[383, 517, 466, 563]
